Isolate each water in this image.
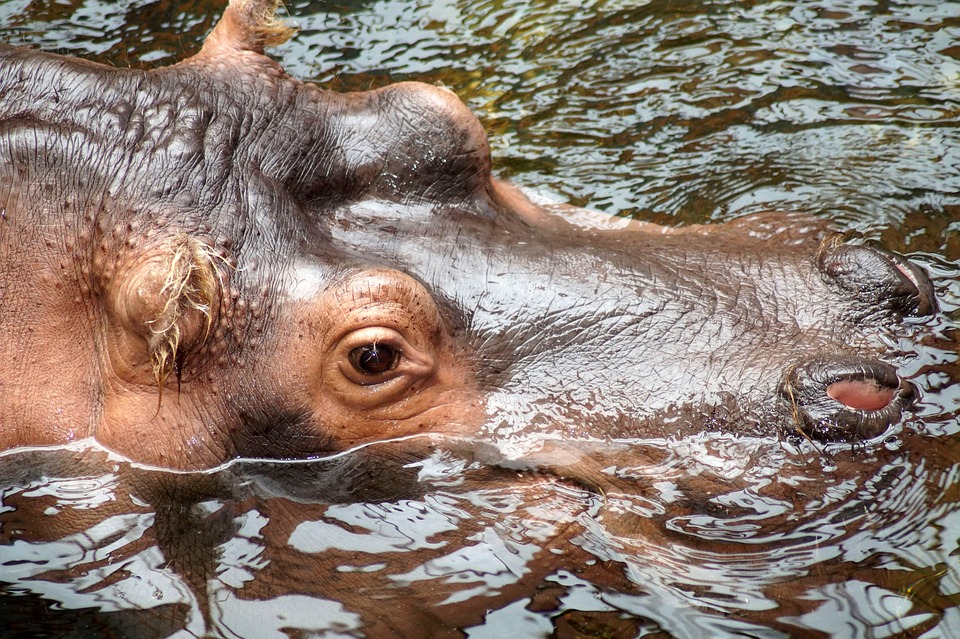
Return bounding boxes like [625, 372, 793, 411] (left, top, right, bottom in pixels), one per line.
[1, 0, 959, 637]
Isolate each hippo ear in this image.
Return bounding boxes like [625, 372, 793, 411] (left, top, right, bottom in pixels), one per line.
[199, 0, 297, 57]
[107, 234, 222, 389]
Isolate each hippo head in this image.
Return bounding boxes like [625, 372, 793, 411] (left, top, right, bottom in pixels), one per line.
[0, 0, 937, 469]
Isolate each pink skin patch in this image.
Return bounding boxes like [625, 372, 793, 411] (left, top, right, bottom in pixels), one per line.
[827, 379, 897, 411]
[895, 261, 919, 289]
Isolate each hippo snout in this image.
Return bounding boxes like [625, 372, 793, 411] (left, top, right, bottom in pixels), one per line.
[782, 356, 914, 442]
[0, 0, 943, 468]
[778, 239, 936, 442]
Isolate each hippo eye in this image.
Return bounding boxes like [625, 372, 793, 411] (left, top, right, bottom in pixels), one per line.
[349, 343, 401, 376]
[321, 272, 442, 405]
[335, 326, 433, 391]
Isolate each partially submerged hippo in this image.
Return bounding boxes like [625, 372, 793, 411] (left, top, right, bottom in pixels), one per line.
[0, 0, 937, 470]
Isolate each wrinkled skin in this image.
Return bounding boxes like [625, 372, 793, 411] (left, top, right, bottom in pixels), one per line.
[0, 0, 938, 470]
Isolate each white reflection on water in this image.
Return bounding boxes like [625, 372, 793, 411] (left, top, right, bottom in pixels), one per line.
[782, 581, 934, 638]
[212, 591, 362, 639]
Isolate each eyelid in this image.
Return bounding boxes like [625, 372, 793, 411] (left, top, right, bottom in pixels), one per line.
[340, 327, 407, 353]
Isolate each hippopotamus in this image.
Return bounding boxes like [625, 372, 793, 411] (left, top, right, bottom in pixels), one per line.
[0, 0, 938, 471]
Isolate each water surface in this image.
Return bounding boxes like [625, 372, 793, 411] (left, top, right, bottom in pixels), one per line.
[0, 1, 958, 637]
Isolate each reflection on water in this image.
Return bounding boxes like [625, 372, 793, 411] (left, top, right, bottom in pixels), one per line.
[1, 0, 959, 637]
[5, 423, 960, 637]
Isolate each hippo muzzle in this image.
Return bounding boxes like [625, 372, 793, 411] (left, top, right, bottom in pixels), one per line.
[0, 0, 939, 469]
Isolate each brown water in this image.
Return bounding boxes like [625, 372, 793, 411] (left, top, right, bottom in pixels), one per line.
[1, 1, 959, 637]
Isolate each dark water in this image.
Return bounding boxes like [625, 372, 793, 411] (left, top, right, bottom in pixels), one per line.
[1, 1, 959, 637]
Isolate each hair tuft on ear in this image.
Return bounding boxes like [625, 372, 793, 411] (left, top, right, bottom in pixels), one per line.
[147, 234, 220, 388]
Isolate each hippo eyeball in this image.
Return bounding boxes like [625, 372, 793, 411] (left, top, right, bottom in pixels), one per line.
[334, 325, 435, 394]
[350, 342, 401, 376]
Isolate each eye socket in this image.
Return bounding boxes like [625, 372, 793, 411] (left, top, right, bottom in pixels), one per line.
[317, 271, 445, 409]
[348, 343, 401, 376]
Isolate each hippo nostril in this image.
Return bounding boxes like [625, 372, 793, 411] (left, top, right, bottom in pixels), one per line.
[817, 240, 936, 317]
[826, 379, 897, 412]
[782, 356, 912, 442]
[886, 252, 937, 316]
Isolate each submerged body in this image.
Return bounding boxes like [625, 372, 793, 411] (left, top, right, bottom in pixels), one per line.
[0, 0, 937, 469]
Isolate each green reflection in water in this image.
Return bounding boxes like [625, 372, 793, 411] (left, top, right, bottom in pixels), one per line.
[1, 0, 958, 255]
